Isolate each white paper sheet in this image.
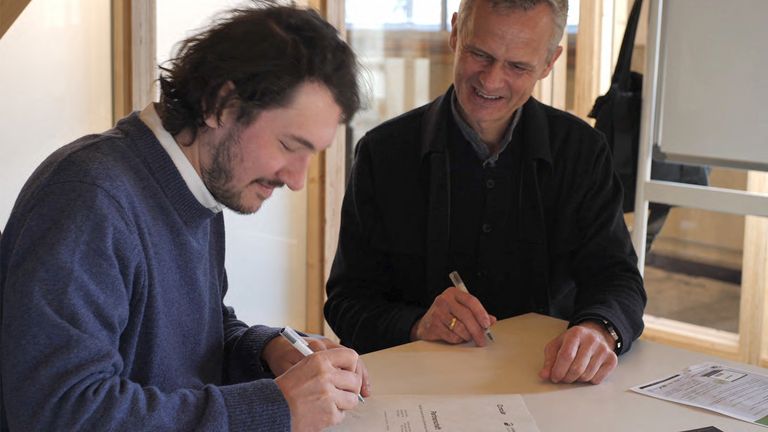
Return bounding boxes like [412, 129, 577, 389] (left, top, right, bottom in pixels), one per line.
[631, 362, 768, 428]
[325, 394, 539, 432]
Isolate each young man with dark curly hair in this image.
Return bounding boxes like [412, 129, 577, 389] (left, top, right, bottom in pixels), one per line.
[0, 4, 368, 432]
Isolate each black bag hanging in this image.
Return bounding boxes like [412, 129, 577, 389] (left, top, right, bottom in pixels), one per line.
[589, 0, 710, 215]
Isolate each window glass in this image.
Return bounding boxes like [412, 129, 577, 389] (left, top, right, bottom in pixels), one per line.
[644, 202, 745, 334]
[348, 0, 442, 30]
[412, 0, 443, 28]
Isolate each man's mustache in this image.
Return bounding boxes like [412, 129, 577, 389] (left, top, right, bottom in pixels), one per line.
[252, 178, 285, 188]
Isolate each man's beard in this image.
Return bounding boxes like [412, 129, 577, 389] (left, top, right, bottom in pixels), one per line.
[201, 124, 283, 215]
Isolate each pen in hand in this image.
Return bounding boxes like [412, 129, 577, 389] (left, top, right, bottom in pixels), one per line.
[279, 325, 366, 403]
[448, 271, 495, 343]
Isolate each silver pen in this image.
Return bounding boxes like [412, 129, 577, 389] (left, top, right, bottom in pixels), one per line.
[280, 326, 365, 403]
[448, 271, 495, 343]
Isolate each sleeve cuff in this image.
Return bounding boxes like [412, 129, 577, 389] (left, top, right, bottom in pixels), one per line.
[392, 306, 429, 345]
[570, 313, 625, 355]
[230, 325, 283, 382]
[219, 379, 291, 432]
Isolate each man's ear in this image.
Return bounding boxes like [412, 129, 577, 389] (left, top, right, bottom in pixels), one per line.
[449, 12, 459, 53]
[203, 81, 236, 129]
[539, 45, 563, 80]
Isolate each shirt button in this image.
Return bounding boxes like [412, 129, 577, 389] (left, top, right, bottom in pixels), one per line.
[482, 223, 491, 233]
[486, 179, 495, 189]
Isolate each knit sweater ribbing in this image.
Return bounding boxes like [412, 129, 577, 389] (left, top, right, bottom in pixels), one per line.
[0, 113, 290, 431]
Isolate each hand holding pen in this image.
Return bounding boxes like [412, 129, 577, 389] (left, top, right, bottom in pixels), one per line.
[448, 271, 495, 343]
[410, 271, 497, 347]
[272, 326, 367, 431]
[280, 326, 365, 403]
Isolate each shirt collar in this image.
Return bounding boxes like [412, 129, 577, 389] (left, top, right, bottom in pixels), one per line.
[450, 92, 523, 167]
[139, 103, 222, 213]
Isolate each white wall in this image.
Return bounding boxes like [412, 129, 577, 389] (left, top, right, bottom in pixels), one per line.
[156, 0, 308, 330]
[0, 0, 112, 227]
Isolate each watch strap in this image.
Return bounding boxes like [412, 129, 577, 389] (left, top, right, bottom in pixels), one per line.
[601, 319, 622, 354]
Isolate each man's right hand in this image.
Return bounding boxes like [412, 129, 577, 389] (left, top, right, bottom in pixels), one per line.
[273, 348, 363, 432]
[410, 286, 496, 347]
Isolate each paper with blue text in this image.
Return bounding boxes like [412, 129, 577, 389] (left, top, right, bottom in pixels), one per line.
[325, 394, 539, 432]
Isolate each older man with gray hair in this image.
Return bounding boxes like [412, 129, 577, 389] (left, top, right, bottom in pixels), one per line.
[325, 0, 646, 385]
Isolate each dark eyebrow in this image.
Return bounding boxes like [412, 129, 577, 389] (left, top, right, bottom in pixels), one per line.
[287, 134, 317, 151]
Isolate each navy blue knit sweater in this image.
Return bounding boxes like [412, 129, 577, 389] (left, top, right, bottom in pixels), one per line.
[0, 113, 290, 431]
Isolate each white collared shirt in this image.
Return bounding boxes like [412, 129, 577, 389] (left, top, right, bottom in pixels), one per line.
[139, 103, 222, 213]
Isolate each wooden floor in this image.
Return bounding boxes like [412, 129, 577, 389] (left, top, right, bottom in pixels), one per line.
[644, 254, 741, 334]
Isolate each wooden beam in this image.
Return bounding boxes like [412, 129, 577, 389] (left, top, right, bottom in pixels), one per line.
[0, 0, 31, 40]
[321, 122, 346, 341]
[113, 0, 133, 122]
[322, 0, 346, 340]
[573, 0, 603, 122]
[532, 29, 568, 110]
[611, 0, 630, 71]
[551, 30, 568, 111]
[131, 1, 156, 110]
[305, 0, 346, 337]
[306, 152, 326, 335]
[112, 0, 156, 122]
[296, 0, 329, 335]
[740, 172, 768, 365]
[641, 315, 740, 362]
[307, 0, 326, 14]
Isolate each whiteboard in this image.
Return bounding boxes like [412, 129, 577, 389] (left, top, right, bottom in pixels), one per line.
[655, 0, 768, 171]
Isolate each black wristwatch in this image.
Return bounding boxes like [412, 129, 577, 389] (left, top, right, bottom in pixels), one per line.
[601, 319, 622, 354]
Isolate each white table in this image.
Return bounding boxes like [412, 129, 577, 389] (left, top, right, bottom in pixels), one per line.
[361, 313, 767, 431]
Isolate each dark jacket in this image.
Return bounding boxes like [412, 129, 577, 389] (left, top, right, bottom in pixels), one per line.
[325, 88, 646, 354]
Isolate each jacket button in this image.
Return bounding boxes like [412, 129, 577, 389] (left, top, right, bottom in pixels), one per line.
[482, 223, 491, 233]
[486, 179, 495, 189]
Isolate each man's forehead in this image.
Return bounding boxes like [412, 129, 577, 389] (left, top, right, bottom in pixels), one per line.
[461, 5, 553, 55]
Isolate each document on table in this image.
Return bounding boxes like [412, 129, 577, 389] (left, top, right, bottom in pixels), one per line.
[325, 394, 539, 432]
[631, 362, 768, 428]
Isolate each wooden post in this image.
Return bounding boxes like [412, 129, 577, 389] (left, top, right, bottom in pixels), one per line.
[573, 0, 603, 122]
[306, 150, 326, 335]
[131, 1, 156, 110]
[740, 172, 768, 365]
[112, 0, 156, 123]
[113, 0, 133, 122]
[532, 30, 568, 110]
[305, 0, 346, 337]
[551, 30, 568, 111]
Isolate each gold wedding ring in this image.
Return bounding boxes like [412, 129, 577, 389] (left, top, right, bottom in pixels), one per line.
[448, 317, 458, 331]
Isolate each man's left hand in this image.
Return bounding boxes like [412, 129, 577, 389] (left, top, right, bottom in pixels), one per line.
[538, 321, 617, 385]
[262, 335, 372, 398]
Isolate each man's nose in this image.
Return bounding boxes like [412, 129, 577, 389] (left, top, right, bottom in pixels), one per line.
[278, 154, 313, 191]
[479, 62, 505, 91]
